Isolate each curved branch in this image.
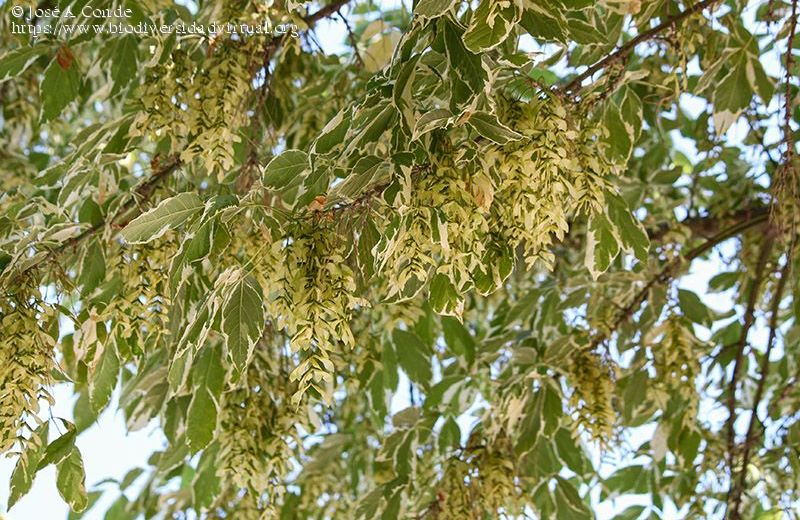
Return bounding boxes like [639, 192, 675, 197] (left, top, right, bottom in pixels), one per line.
[0, 156, 182, 290]
[561, 0, 721, 95]
[587, 209, 770, 351]
[304, 0, 353, 25]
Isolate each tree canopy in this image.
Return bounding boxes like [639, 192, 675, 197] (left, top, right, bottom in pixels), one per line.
[0, 0, 799, 518]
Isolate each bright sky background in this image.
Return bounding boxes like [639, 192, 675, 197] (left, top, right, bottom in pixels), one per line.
[0, 0, 788, 518]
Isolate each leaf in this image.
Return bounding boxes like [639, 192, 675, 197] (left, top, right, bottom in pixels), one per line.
[344, 102, 397, 157]
[120, 193, 204, 244]
[613, 505, 647, 520]
[40, 47, 81, 122]
[584, 212, 619, 279]
[89, 340, 119, 414]
[110, 35, 139, 93]
[192, 441, 221, 509]
[102, 495, 133, 520]
[462, 0, 521, 53]
[186, 343, 225, 452]
[312, 109, 350, 155]
[78, 239, 105, 294]
[56, 448, 89, 513]
[606, 192, 649, 263]
[9, 423, 50, 508]
[333, 156, 386, 201]
[262, 149, 309, 188]
[412, 109, 452, 140]
[38, 421, 77, 470]
[712, 55, 751, 135]
[0, 45, 48, 83]
[392, 329, 432, 386]
[363, 31, 401, 73]
[414, 0, 457, 18]
[429, 273, 462, 317]
[678, 289, 712, 326]
[119, 467, 145, 490]
[554, 476, 591, 520]
[221, 274, 265, 373]
[520, 8, 567, 42]
[467, 111, 523, 144]
[602, 101, 633, 161]
[441, 316, 475, 363]
[565, 15, 606, 44]
[443, 20, 486, 94]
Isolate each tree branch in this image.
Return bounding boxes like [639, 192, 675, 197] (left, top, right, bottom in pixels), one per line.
[648, 206, 769, 242]
[561, 0, 721, 95]
[338, 8, 365, 68]
[728, 257, 790, 519]
[587, 209, 770, 351]
[724, 228, 775, 484]
[8, 156, 181, 283]
[782, 0, 798, 167]
[304, 0, 353, 25]
[239, 0, 354, 189]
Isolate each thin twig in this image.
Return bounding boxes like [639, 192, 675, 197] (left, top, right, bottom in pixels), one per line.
[560, 0, 720, 95]
[727, 257, 790, 519]
[725, 229, 776, 479]
[587, 210, 770, 352]
[338, 8, 365, 68]
[783, 0, 798, 167]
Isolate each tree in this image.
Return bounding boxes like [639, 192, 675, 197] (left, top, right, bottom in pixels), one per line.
[0, 0, 798, 517]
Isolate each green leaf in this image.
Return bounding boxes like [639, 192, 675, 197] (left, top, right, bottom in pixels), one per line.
[78, 239, 105, 294]
[606, 192, 649, 263]
[40, 48, 81, 122]
[102, 495, 133, 520]
[312, 109, 351, 155]
[186, 343, 225, 452]
[38, 421, 77, 470]
[467, 111, 523, 144]
[553, 428, 584, 475]
[554, 476, 591, 520]
[678, 289, 712, 326]
[441, 316, 475, 363]
[414, 0, 457, 18]
[712, 55, 751, 135]
[9, 423, 49, 508]
[344, 102, 397, 157]
[443, 20, 486, 95]
[565, 15, 605, 44]
[392, 329, 432, 386]
[462, 0, 521, 53]
[429, 273, 462, 316]
[613, 505, 647, 520]
[520, 8, 567, 42]
[56, 448, 89, 513]
[602, 101, 633, 161]
[584, 212, 619, 279]
[110, 35, 139, 93]
[192, 441, 221, 509]
[262, 150, 309, 188]
[333, 156, 387, 202]
[120, 193, 204, 244]
[0, 45, 48, 83]
[221, 274, 265, 373]
[89, 340, 119, 414]
[412, 109, 452, 140]
[119, 467, 145, 490]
